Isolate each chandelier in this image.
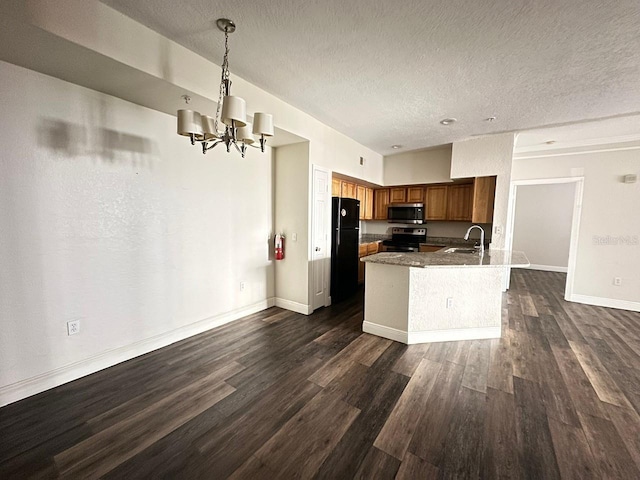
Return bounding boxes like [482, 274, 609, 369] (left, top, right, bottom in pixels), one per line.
[177, 18, 274, 157]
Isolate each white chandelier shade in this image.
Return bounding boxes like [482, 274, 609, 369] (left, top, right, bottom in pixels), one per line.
[176, 18, 273, 157]
[236, 124, 255, 145]
[221, 95, 247, 127]
[253, 113, 274, 137]
[201, 115, 219, 139]
[177, 109, 204, 139]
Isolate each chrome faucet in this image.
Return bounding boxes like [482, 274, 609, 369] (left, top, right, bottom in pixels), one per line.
[464, 225, 485, 254]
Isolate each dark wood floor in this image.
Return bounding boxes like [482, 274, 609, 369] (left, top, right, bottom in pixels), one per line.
[1, 270, 640, 479]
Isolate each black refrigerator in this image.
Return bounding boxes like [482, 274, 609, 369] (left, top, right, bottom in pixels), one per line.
[331, 197, 360, 303]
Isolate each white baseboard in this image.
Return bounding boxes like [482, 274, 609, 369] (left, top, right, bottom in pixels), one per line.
[409, 326, 501, 344]
[0, 298, 275, 407]
[363, 321, 501, 344]
[274, 298, 312, 315]
[567, 294, 640, 312]
[527, 264, 568, 273]
[362, 322, 408, 343]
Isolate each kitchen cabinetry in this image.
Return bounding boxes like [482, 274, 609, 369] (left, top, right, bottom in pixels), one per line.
[407, 187, 424, 203]
[425, 186, 448, 220]
[341, 180, 357, 199]
[447, 184, 473, 221]
[472, 176, 496, 223]
[373, 188, 390, 220]
[390, 187, 406, 203]
[332, 176, 375, 220]
[358, 242, 380, 284]
[332, 178, 341, 197]
[356, 185, 366, 220]
[363, 187, 374, 220]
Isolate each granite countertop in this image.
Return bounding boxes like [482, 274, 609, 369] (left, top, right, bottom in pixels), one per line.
[361, 249, 530, 268]
[359, 234, 388, 245]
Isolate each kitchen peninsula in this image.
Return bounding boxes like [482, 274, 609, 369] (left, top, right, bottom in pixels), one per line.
[361, 249, 529, 344]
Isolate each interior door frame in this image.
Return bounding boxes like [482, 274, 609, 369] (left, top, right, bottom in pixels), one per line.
[505, 176, 584, 300]
[310, 164, 331, 310]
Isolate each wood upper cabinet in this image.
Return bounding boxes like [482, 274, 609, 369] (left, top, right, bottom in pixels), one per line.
[364, 187, 374, 220]
[331, 178, 342, 197]
[331, 176, 375, 219]
[340, 180, 357, 199]
[356, 185, 366, 219]
[447, 184, 473, 221]
[373, 188, 390, 220]
[472, 176, 497, 224]
[425, 185, 448, 220]
[389, 187, 406, 204]
[407, 187, 424, 203]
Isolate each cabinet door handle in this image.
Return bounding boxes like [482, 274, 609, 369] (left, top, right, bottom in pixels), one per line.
[315, 247, 321, 251]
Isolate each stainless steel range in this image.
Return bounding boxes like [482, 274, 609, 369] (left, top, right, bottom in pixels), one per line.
[381, 227, 427, 252]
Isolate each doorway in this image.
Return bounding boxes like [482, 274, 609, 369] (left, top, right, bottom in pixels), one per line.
[505, 177, 584, 299]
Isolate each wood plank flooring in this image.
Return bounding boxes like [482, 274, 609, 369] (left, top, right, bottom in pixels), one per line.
[1, 269, 639, 479]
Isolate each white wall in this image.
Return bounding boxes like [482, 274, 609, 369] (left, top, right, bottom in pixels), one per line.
[274, 143, 310, 310]
[451, 134, 516, 249]
[0, 61, 275, 404]
[383, 146, 452, 186]
[512, 183, 575, 271]
[512, 146, 640, 308]
[0, 0, 390, 403]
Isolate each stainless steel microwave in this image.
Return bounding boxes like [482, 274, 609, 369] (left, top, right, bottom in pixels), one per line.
[387, 203, 424, 224]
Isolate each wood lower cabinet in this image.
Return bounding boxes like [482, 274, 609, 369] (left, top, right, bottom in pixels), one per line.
[358, 242, 380, 284]
[358, 245, 367, 284]
[472, 176, 496, 223]
[447, 184, 473, 221]
[425, 185, 448, 220]
[374, 188, 390, 220]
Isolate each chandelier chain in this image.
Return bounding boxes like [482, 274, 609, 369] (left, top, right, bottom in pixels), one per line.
[214, 29, 231, 134]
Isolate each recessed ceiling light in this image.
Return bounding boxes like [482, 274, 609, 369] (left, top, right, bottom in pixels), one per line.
[391, 144, 402, 149]
[440, 118, 457, 125]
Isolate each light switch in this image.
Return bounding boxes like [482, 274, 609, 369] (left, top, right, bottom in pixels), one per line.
[292, 233, 297, 242]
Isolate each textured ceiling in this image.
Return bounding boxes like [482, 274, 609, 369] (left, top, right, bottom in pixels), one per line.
[102, 0, 640, 155]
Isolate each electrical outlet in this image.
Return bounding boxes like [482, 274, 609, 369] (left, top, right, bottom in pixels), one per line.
[67, 320, 80, 336]
[613, 277, 622, 286]
[240, 282, 246, 291]
[446, 297, 453, 308]
[494, 225, 503, 235]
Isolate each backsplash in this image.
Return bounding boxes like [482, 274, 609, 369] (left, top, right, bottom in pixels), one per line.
[361, 220, 492, 242]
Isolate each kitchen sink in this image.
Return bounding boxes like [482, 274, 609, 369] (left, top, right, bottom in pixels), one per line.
[443, 247, 479, 254]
